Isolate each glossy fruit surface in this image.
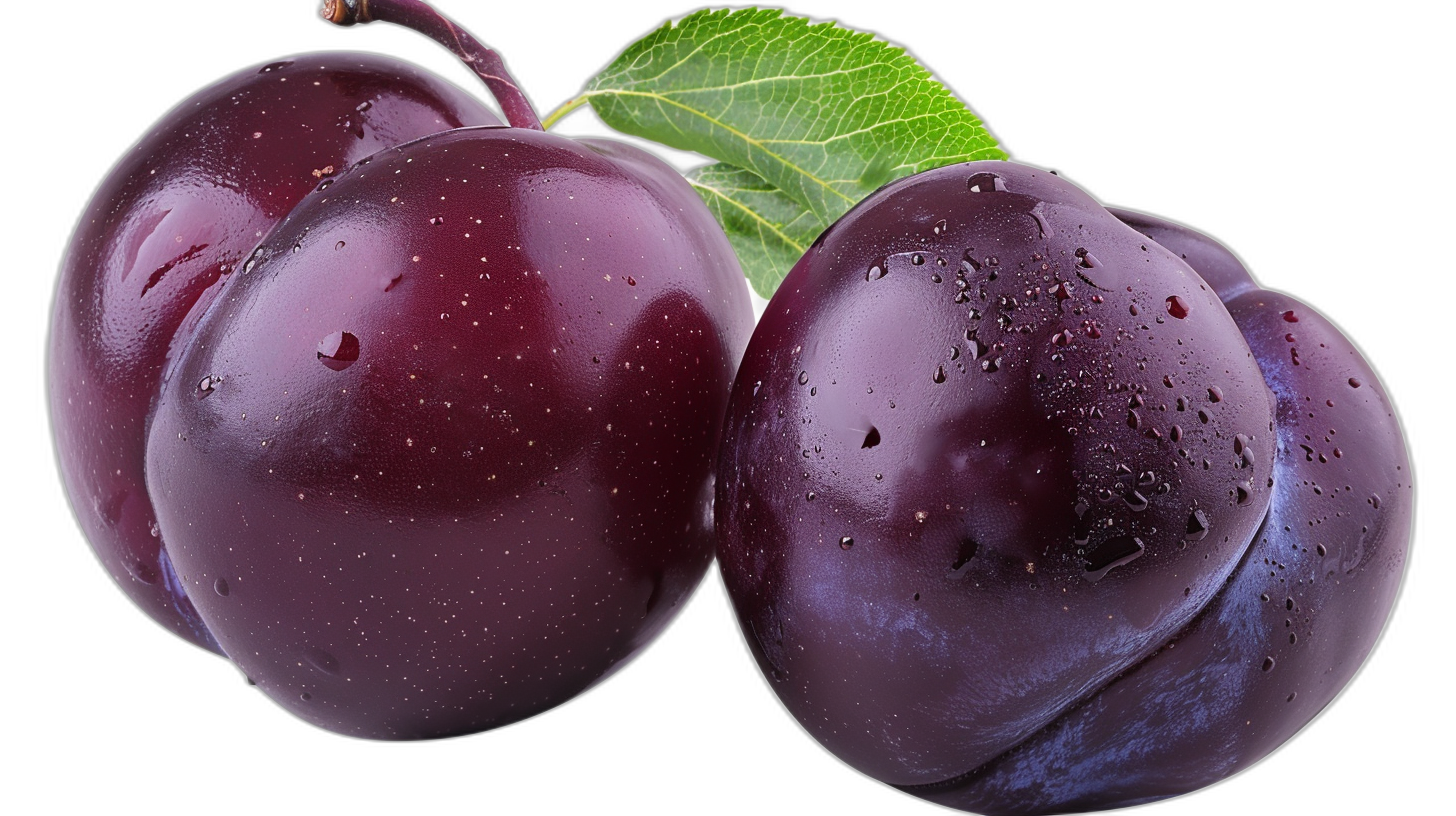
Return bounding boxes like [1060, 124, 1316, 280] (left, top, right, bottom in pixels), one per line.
[42, 1, 1421, 810]
[49, 53, 500, 651]
[144, 125, 752, 737]
[715, 161, 1409, 813]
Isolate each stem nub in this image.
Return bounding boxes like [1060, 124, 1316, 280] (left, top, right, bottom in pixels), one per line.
[320, 0, 543, 130]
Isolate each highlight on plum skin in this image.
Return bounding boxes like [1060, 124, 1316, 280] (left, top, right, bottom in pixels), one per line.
[714, 161, 1411, 814]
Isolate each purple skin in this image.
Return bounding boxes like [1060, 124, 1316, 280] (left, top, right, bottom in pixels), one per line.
[718, 161, 1408, 811]
[49, 53, 500, 651]
[144, 125, 752, 738]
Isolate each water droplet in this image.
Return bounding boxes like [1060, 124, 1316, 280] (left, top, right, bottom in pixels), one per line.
[334, 241, 346, 251]
[798, 371, 810, 386]
[1084, 535, 1144, 582]
[839, 536, 855, 551]
[862, 427, 881, 449]
[806, 491, 816, 501]
[1165, 295, 1190, 319]
[1207, 386, 1224, 403]
[317, 331, 360, 371]
[197, 374, 222, 396]
[866, 261, 887, 281]
[932, 365, 946, 383]
[1262, 656, 1276, 672]
[1236, 482, 1254, 506]
[214, 577, 230, 597]
[911, 253, 926, 266]
[1124, 490, 1149, 511]
[429, 215, 445, 226]
[1348, 377, 1362, 388]
[1186, 509, 1210, 541]
[355, 100, 373, 113]
[1282, 310, 1299, 323]
[1075, 247, 1100, 269]
[967, 172, 1007, 193]
[948, 538, 980, 577]
[1052, 329, 1074, 347]
[258, 61, 293, 73]
[1170, 424, 1183, 442]
[300, 692, 313, 701]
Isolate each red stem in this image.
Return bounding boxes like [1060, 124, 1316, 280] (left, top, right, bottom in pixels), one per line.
[322, 0, 543, 130]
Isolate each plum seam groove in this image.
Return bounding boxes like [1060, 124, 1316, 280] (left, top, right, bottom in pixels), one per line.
[894, 503, 1275, 795]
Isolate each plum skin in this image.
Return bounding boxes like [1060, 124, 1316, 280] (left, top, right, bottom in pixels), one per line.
[48, 54, 500, 651]
[715, 162, 1409, 812]
[144, 126, 753, 738]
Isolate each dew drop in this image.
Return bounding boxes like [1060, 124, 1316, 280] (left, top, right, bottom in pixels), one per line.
[1262, 656, 1276, 672]
[429, 215, 445, 226]
[933, 219, 948, 236]
[1348, 377, 1362, 388]
[862, 427, 881, 449]
[967, 172, 1007, 193]
[866, 262, 887, 281]
[948, 538, 979, 577]
[798, 371, 810, 386]
[317, 331, 360, 371]
[932, 365, 946, 383]
[1236, 482, 1254, 506]
[1084, 535, 1144, 582]
[1207, 386, 1224, 403]
[197, 375, 222, 396]
[1186, 509, 1210, 541]
[839, 536, 855, 551]
[1165, 295, 1190, 319]
[334, 240, 346, 251]
[214, 577, 230, 597]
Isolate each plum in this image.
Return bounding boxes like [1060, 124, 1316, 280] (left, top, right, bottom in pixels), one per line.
[143, 125, 752, 738]
[715, 161, 1410, 812]
[53, 0, 754, 737]
[49, 52, 500, 651]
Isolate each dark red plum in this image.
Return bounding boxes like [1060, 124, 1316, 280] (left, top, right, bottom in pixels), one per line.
[144, 125, 752, 738]
[49, 53, 500, 651]
[718, 166, 1410, 812]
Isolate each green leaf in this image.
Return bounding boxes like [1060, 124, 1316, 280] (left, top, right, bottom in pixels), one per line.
[686, 163, 826, 298]
[578, 8, 1006, 225]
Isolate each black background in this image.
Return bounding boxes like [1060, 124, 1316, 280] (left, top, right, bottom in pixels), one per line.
[34, 3, 1421, 810]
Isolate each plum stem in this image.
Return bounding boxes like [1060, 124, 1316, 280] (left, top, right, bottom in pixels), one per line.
[541, 94, 593, 131]
[322, 0, 542, 130]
